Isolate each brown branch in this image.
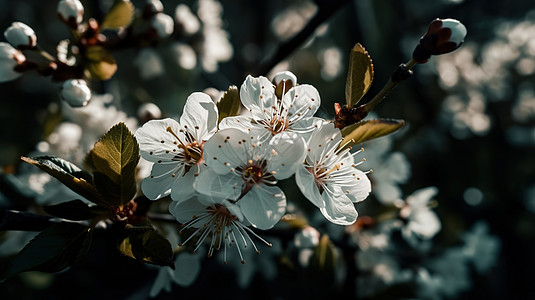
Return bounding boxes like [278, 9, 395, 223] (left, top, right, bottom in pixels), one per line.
[252, 0, 352, 76]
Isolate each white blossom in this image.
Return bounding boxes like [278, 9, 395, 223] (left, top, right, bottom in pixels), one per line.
[196, 128, 306, 229]
[169, 195, 271, 264]
[220, 74, 322, 143]
[296, 123, 371, 225]
[135, 92, 218, 202]
[0, 42, 24, 83]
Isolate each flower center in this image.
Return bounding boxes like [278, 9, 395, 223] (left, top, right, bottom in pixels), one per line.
[242, 165, 264, 183]
[166, 126, 204, 166]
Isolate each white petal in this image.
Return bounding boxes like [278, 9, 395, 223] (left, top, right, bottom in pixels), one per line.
[268, 131, 306, 180]
[149, 267, 173, 297]
[287, 117, 324, 141]
[172, 252, 201, 286]
[203, 128, 249, 174]
[295, 164, 324, 208]
[219, 115, 255, 132]
[193, 167, 243, 200]
[170, 166, 198, 202]
[406, 186, 438, 208]
[169, 197, 207, 224]
[240, 75, 277, 120]
[0, 42, 22, 83]
[283, 84, 321, 119]
[306, 122, 341, 165]
[135, 118, 184, 162]
[180, 92, 218, 141]
[141, 163, 185, 200]
[343, 168, 372, 203]
[240, 185, 286, 230]
[319, 190, 357, 225]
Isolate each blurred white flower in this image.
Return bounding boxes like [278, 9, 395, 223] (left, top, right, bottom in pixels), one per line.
[151, 13, 174, 38]
[171, 42, 197, 70]
[461, 221, 501, 274]
[400, 187, 441, 244]
[0, 42, 24, 82]
[197, 0, 233, 72]
[134, 48, 165, 80]
[174, 4, 200, 36]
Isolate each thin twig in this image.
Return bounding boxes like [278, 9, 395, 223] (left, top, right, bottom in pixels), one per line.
[252, 0, 351, 76]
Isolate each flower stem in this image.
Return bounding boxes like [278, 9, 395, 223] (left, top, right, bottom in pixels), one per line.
[361, 58, 417, 114]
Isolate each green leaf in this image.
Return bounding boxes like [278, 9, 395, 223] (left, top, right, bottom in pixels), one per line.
[340, 119, 405, 149]
[85, 46, 117, 80]
[87, 122, 139, 208]
[21, 156, 101, 204]
[216, 85, 241, 123]
[100, 0, 135, 29]
[43, 200, 111, 221]
[118, 222, 173, 267]
[1, 223, 92, 281]
[345, 43, 374, 108]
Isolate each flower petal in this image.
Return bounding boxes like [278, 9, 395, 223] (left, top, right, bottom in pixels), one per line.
[343, 168, 371, 203]
[319, 189, 358, 225]
[135, 118, 184, 162]
[305, 122, 341, 165]
[203, 128, 250, 174]
[283, 84, 321, 119]
[141, 162, 186, 200]
[170, 166, 198, 202]
[169, 197, 207, 224]
[219, 115, 257, 133]
[240, 185, 286, 230]
[193, 167, 243, 200]
[268, 131, 306, 180]
[240, 75, 277, 120]
[180, 92, 218, 141]
[295, 164, 324, 208]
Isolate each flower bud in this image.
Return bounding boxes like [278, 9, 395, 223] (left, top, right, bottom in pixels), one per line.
[61, 79, 92, 107]
[137, 102, 162, 123]
[143, 0, 164, 18]
[413, 18, 467, 63]
[0, 42, 25, 83]
[4, 22, 37, 48]
[57, 0, 84, 27]
[273, 70, 297, 99]
[151, 13, 174, 38]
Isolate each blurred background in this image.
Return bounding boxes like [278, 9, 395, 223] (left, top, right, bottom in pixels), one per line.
[0, 0, 534, 299]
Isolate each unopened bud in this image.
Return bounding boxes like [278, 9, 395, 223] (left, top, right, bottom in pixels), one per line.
[151, 13, 174, 38]
[0, 42, 24, 82]
[4, 22, 37, 48]
[143, 0, 164, 18]
[413, 18, 467, 63]
[273, 71, 297, 99]
[57, 0, 84, 27]
[137, 102, 162, 123]
[61, 79, 92, 107]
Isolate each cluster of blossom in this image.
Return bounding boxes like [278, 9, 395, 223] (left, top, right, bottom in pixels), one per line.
[135, 71, 372, 263]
